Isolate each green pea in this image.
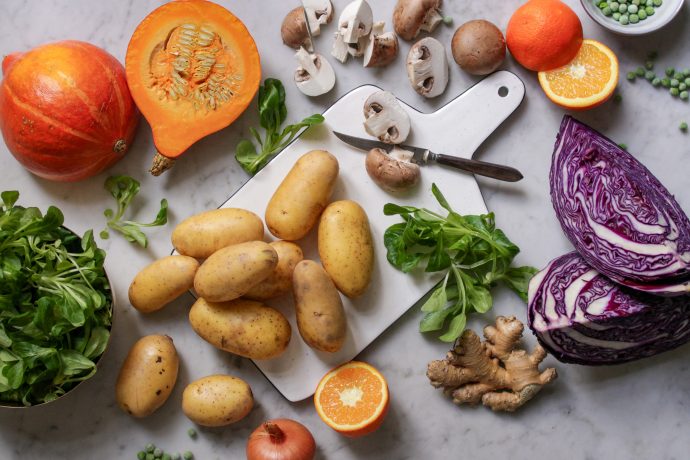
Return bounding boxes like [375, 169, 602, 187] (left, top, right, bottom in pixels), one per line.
[619, 14, 629, 24]
[685, 78, 690, 86]
[653, 0, 662, 5]
[632, 0, 640, 4]
[680, 83, 688, 91]
[599, 1, 608, 8]
[630, 13, 639, 22]
[172, 454, 181, 460]
[610, 1, 620, 10]
[635, 67, 645, 76]
[603, 6, 613, 15]
[626, 71, 636, 81]
[154, 448, 163, 459]
[665, 67, 675, 77]
[681, 91, 689, 101]
[613, 93, 623, 103]
[619, 0, 628, 3]
[613, 11, 622, 19]
[644, 70, 655, 80]
[639, 0, 647, 4]
[652, 77, 661, 87]
[138, 452, 146, 460]
[645, 6, 655, 14]
[618, 143, 628, 150]
[619, 4, 628, 12]
[671, 79, 680, 87]
[145, 445, 155, 454]
[644, 60, 654, 70]
[683, 69, 690, 77]
[638, 9, 647, 19]
[183, 452, 194, 460]
[681, 122, 688, 131]
[670, 87, 680, 97]
[162, 455, 172, 460]
[674, 72, 684, 80]
[628, 4, 639, 13]
[146, 455, 155, 460]
[188, 428, 198, 439]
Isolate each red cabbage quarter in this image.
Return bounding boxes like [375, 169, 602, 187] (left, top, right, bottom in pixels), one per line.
[528, 252, 690, 365]
[550, 116, 690, 295]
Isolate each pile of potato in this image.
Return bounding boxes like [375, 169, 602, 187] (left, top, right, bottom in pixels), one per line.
[116, 150, 374, 425]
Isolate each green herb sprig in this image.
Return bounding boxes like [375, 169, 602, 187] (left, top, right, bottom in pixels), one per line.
[235, 78, 324, 175]
[101, 175, 168, 248]
[383, 184, 537, 342]
[0, 191, 112, 405]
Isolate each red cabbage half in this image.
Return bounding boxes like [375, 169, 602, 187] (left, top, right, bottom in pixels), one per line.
[550, 116, 690, 295]
[528, 252, 690, 365]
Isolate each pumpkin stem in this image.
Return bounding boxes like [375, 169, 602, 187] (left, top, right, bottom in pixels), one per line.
[149, 152, 176, 176]
[113, 139, 127, 154]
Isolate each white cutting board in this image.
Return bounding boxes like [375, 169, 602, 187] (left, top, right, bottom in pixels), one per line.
[216, 71, 524, 401]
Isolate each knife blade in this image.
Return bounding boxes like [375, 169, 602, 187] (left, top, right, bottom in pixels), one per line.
[332, 131, 523, 182]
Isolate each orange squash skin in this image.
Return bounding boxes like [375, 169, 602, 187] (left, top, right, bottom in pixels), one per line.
[0, 40, 139, 182]
[125, 0, 261, 161]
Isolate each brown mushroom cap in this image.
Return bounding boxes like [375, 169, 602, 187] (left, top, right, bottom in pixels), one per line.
[451, 20, 506, 76]
[365, 148, 421, 192]
[281, 7, 309, 49]
[393, 0, 442, 41]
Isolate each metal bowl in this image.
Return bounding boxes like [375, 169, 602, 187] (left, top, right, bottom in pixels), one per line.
[580, 0, 685, 35]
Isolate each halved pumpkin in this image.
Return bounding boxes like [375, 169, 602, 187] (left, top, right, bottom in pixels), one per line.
[125, 0, 261, 175]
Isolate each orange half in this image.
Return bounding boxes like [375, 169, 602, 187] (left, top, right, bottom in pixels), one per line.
[538, 39, 619, 110]
[314, 361, 389, 438]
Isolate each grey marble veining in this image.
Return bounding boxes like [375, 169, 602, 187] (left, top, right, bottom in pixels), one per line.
[0, 1, 689, 459]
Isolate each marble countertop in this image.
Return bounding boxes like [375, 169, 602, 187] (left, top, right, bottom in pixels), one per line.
[1, 1, 689, 459]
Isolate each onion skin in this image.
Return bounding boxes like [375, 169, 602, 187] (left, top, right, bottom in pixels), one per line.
[247, 419, 316, 460]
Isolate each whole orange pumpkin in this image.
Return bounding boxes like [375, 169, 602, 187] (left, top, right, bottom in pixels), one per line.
[0, 40, 140, 181]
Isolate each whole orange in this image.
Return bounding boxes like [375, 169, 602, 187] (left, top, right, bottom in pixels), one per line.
[506, 0, 583, 72]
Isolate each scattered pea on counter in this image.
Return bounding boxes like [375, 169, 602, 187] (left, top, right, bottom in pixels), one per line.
[681, 122, 688, 132]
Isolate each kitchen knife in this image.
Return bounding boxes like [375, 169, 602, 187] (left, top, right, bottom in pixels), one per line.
[332, 131, 523, 182]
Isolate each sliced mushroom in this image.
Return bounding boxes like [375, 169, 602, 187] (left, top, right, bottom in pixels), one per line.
[406, 37, 448, 98]
[393, 0, 443, 41]
[365, 147, 421, 192]
[331, 0, 373, 63]
[363, 91, 410, 144]
[294, 47, 336, 97]
[302, 0, 334, 34]
[363, 22, 399, 67]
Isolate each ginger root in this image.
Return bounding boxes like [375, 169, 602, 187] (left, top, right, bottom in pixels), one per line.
[427, 316, 557, 412]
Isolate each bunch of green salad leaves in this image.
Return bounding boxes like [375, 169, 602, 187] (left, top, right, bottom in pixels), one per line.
[0, 191, 112, 406]
[384, 184, 536, 342]
[235, 78, 324, 175]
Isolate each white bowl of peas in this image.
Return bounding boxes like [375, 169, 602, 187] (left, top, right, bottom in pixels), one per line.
[581, 0, 685, 35]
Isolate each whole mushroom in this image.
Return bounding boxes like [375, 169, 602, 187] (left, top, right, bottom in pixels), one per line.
[363, 91, 410, 144]
[281, 1, 334, 49]
[365, 147, 420, 192]
[406, 37, 448, 98]
[451, 20, 506, 75]
[393, 0, 443, 41]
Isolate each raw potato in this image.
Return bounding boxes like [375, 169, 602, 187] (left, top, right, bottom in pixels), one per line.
[182, 375, 254, 426]
[318, 200, 374, 298]
[128, 255, 199, 313]
[194, 241, 278, 302]
[172, 208, 264, 259]
[115, 335, 179, 418]
[244, 241, 304, 300]
[189, 298, 291, 360]
[292, 260, 347, 352]
[265, 150, 339, 240]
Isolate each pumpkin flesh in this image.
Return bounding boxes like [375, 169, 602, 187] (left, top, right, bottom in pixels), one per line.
[125, 0, 261, 163]
[0, 41, 139, 182]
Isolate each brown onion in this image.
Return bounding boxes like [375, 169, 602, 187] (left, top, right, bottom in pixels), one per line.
[246, 419, 316, 460]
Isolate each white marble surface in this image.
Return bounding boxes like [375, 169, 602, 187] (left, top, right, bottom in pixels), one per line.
[1, 1, 689, 459]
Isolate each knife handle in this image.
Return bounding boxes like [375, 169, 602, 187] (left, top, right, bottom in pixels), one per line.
[433, 153, 523, 182]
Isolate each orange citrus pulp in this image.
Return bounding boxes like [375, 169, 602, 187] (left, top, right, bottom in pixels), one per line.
[314, 361, 389, 438]
[538, 39, 619, 110]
